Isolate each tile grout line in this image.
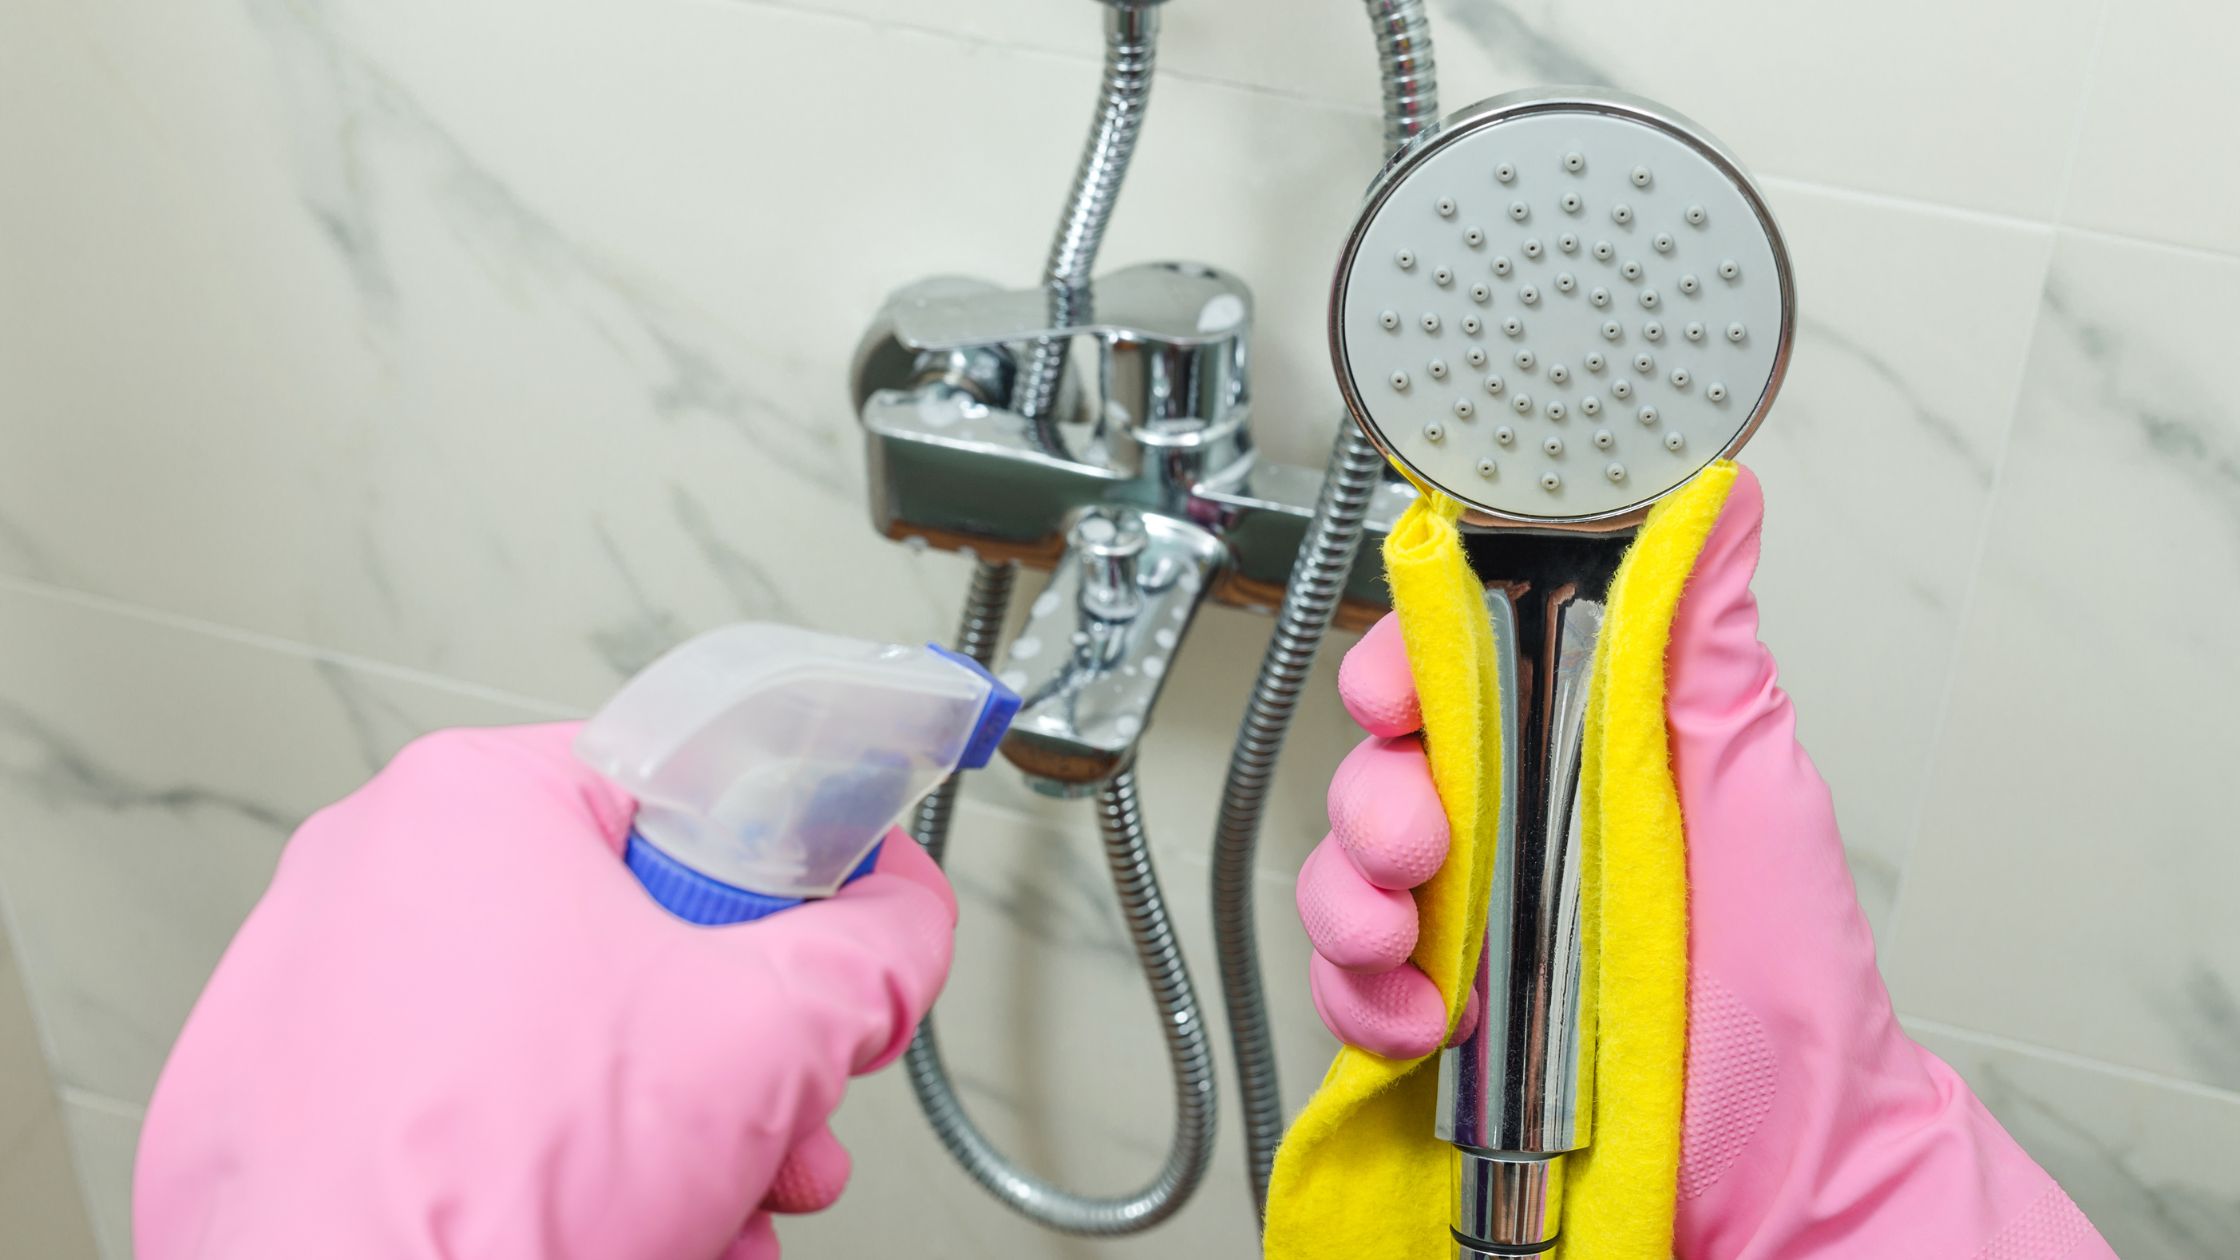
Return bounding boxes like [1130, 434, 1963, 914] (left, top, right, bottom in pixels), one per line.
[2045, 0, 2119, 234]
[1901, 1014, 2240, 1108]
[53, 1088, 145, 1122]
[0, 574, 583, 720]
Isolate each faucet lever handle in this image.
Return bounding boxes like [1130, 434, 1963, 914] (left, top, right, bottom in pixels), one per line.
[889, 261, 1253, 352]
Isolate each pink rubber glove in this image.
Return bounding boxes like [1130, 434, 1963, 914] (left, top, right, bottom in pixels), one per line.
[1297, 469, 2117, 1258]
[136, 723, 955, 1260]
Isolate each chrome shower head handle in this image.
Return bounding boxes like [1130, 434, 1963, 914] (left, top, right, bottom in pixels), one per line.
[1332, 89, 1795, 531]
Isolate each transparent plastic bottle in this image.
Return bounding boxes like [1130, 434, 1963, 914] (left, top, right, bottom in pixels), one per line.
[575, 623, 1019, 925]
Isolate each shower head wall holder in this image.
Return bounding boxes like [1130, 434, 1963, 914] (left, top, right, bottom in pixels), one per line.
[1332, 88, 1795, 532]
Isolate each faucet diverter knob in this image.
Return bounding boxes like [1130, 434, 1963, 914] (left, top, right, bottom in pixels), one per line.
[1075, 509, 1149, 622]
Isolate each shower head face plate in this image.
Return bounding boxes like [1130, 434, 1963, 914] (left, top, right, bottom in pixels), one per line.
[1333, 91, 1794, 529]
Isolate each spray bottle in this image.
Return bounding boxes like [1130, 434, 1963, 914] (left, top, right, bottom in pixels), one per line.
[574, 623, 1020, 925]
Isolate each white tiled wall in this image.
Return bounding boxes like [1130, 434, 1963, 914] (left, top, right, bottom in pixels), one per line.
[0, 0, 2232, 1256]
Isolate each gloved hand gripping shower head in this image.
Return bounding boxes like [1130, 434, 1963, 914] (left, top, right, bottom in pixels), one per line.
[1329, 89, 1795, 1257]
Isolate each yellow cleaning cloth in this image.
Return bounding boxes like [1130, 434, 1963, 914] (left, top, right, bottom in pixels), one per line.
[1264, 462, 1736, 1260]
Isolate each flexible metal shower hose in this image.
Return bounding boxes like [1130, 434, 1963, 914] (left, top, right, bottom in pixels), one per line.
[903, 2, 1218, 1236]
[1209, 0, 1439, 1213]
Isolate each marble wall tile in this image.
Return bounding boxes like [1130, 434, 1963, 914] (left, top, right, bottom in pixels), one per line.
[0, 581, 564, 1104]
[2061, 0, 2240, 257]
[0, 1105, 104, 1260]
[57, 1095, 140, 1260]
[1887, 235, 2240, 1089]
[1733, 182, 2054, 925]
[1915, 1024, 2240, 1260]
[0, 928, 102, 1260]
[799, 0, 2107, 218]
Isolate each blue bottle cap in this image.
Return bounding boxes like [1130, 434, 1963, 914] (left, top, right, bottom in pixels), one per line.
[627, 832, 885, 926]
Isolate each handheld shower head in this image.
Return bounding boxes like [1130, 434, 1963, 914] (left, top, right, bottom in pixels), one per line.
[1332, 89, 1793, 529]
[1328, 91, 1794, 1257]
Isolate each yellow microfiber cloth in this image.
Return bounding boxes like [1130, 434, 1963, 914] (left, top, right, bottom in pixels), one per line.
[1264, 462, 1736, 1260]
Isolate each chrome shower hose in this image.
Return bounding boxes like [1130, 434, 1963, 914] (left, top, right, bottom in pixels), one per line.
[904, 2, 1217, 1235]
[1208, 0, 1439, 1213]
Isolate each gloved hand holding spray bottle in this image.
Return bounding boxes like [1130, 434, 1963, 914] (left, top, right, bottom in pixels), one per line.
[136, 623, 1016, 1260]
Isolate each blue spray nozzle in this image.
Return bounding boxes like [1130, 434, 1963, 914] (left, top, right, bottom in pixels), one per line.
[928, 644, 1022, 770]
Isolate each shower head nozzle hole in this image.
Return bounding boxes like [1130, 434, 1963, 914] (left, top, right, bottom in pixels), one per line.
[1686, 205, 1708, 225]
[1519, 285, 1541, 304]
[1620, 260, 1644, 280]
[1665, 431, 1687, 451]
[1543, 436, 1565, 455]
[1594, 428, 1615, 449]
[1427, 358, 1448, 379]
[1612, 379, 1634, 400]
[1462, 315, 1483, 335]
[1590, 286, 1611, 307]
[1437, 197, 1457, 217]
[1593, 241, 1614, 260]
[1503, 316, 1525, 337]
[1396, 249, 1416, 269]
[1434, 266, 1454, 286]
[1514, 349, 1537, 370]
[1679, 274, 1700, 294]
[1454, 398, 1475, 417]
[1726, 322, 1748, 342]
[1421, 313, 1441, 332]
[1631, 165, 1652, 187]
[1607, 462, 1627, 482]
[1612, 203, 1634, 225]
[1669, 368, 1691, 388]
[1581, 395, 1602, 415]
[1509, 201, 1530, 221]
[1641, 288, 1660, 308]
[1548, 363, 1571, 384]
[1555, 273, 1577, 292]
[1706, 381, 1728, 402]
[1559, 233, 1580, 252]
[1633, 353, 1655, 372]
[1685, 321, 1705, 341]
[1653, 232, 1675, 253]
[1561, 193, 1583, 213]
[1523, 239, 1544, 259]
[1638, 404, 1659, 425]
[1389, 370, 1410, 390]
[1424, 421, 1445, 441]
[1512, 393, 1534, 413]
[1484, 373, 1505, 394]
[1466, 346, 1487, 366]
[1495, 162, 1517, 183]
[1541, 472, 1563, 491]
[1545, 400, 1568, 420]
[1478, 458, 1498, 478]
[1470, 283, 1492, 303]
[1493, 256, 1514, 277]
[1719, 259, 1741, 280]
[1380, 310, 1401, 330]
[1563, 151, 1585, 172]
[1465, 227, 1486, 246]
[1584, 351, 1607, 371]
[1495, 425, 1515, 445]
[1602, 320, 1622, 340]
[1643, 320, 1664, 340]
